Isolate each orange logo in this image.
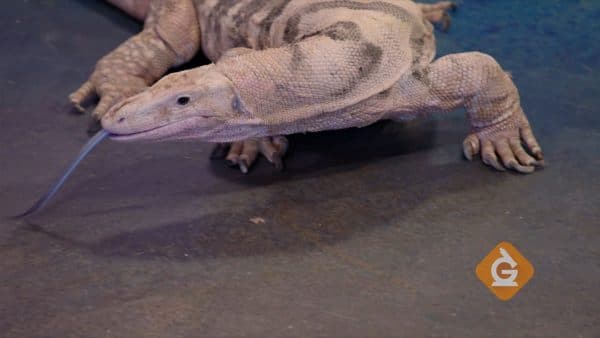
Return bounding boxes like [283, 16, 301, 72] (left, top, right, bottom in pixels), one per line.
[476, 242, 534, 301]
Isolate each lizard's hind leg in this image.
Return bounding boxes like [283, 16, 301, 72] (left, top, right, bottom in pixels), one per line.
[418, 1, 457, 31]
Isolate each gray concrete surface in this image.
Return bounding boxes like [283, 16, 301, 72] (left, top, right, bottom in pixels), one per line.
[1, 1, 598, 337]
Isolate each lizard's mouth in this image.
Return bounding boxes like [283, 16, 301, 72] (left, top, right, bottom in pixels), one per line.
[108, 116, 219, 142]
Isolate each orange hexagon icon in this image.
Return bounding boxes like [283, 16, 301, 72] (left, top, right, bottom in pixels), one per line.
[476, 241, 534, 301]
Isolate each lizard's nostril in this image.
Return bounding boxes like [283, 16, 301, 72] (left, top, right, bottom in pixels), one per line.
[118, 117, 126, 123]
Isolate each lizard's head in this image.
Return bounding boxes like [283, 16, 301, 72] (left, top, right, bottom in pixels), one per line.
[101, 65, 259, 142]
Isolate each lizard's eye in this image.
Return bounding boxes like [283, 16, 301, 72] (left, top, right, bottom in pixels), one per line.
[176, 96, 190, 106]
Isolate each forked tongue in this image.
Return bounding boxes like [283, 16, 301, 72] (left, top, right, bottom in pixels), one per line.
[15, 129, 110, 218]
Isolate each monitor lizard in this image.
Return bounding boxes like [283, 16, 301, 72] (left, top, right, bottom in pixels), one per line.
[71, 0, 543, 174]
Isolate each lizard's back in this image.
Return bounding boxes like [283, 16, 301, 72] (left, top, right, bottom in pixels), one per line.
[194, 0, 436, 68]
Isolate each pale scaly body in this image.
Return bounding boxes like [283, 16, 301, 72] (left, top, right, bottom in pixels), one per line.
[71, 0, 543, 174]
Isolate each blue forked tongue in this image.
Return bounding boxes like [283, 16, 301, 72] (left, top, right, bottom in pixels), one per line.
[15, 129, 110, 218]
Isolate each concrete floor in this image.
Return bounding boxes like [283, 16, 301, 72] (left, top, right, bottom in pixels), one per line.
[1, 1, 598, 337]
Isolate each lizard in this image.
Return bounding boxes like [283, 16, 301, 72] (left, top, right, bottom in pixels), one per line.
[70, 0, 544, 174]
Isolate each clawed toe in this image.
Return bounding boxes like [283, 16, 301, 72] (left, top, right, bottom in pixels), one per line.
[462, 134, 479, 161]
[481, 139, 506, 172]
[69, 70, 148, 126]
[520, 126, 544, 161]
[238, 140, 258, 174]
[69, 80, 95, 113]
[225, 141, 244, 168]
[258, 136, 288, 171]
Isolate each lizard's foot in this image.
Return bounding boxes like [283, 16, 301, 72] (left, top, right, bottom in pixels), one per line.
[69, 29, 172, 124]
[419, 1, 457, 31]
[69, 70, 148, 121]
[462, 111, 544, 174]
[71, 75, 148, 135]
[211, 136, 289, 174]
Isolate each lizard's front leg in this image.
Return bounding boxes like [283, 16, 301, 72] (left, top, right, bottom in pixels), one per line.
[204, 48, 290, 174]
[394, 52, 543, 173]
[70, 0, 199, 123]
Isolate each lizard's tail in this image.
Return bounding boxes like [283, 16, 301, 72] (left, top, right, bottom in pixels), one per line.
[105, 0, 151, 21]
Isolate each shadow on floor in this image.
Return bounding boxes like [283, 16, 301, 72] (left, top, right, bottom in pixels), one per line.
[17, 118, 496, 262]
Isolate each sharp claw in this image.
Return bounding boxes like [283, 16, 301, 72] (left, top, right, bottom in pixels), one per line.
[239, 160, 249, 174]
[508, 160, 535, 174]
[483, 155, 506, 171]
[524, 158, 544, 168]
[463, 145, 473, 161]
[463, 134, 480, 161]
[65, 99, 86, 116]
[69, 80, 95, 113]
[72, 103, 87, 114]
[463, 150, 473, 161]
[462, 138, 478, 161]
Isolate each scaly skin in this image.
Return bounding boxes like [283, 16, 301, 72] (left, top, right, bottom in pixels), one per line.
[74, 0, 543, 174]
